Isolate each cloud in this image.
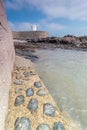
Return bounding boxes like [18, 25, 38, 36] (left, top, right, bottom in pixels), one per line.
[5, 0, 87, 21]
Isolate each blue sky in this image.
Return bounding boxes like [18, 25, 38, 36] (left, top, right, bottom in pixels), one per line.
[4, 0, 87, 36]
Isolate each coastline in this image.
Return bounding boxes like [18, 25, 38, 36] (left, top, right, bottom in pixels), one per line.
[5, 55, 82, 130]
[14, 36, 87, 63]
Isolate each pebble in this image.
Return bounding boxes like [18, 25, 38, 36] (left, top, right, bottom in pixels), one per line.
[15, 72, 21, 74]
[36, 124, 50, 130]
[27, 98, 38, 112]
[23, 71, 30, 77]
[22, 66, 27, 70]
[14, 95, 25, 106]
[34, 82, 42, 88]
[36, 89, 48, 96]
[15, 117, 30, 130]
[53, 122, 65, 130]
[14, 80, 22, 85]
[15, 87, 23, 94]
[26, 88, 34, 97]
[43, 103, 55, 117]
[16, 75, 21, 79]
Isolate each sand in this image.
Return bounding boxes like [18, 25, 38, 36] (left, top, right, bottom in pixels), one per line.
[5, 56, 82, 130]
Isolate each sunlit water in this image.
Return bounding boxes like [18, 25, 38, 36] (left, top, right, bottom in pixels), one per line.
[34, 49, 87, 130]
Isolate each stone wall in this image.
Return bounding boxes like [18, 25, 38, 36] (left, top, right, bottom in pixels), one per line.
[0, 0, 15, 130]
[12, 31, 49, 40]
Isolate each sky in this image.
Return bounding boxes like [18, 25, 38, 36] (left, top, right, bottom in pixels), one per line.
[4, 0, 87, 36]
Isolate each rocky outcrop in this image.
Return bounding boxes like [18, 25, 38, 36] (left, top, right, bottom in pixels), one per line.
[14, 34, 87, 54]
[0, 0, 15, 130]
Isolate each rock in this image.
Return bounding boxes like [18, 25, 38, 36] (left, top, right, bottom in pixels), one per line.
[36, 89, 48, 96]
[43, 103, 55, 117]
[15, 117, 30, 130]
[34, 82, 42, 88]
[16, 75, 21, 79]
[53, 122, 65, 130]
[23, 71, 30, 77]
[14, 80, 22, 85]
[26, 88, 34, 97]
[15, 87, 23, 94]
[14, 95, 25, 106]
[22, 66, 27, 70]
[27, 98, 38, 112]
[36, 124, 50, 130]
[15, 72, 21, 74]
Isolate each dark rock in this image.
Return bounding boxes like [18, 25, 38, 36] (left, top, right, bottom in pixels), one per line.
[14, 95, 25, 106]
[23, 71, 30, 77]
[53, 122, 65, 130]
[15, 117, 30, 130]
[43, 103, 55, 117]
[14, 80, 22, 85]
[36, 89, 48, 96]
[36, 124, 50, 130]
[34, 82, 42, 88]
[27, 98, 38, 112]
[26, 88, 34, 97]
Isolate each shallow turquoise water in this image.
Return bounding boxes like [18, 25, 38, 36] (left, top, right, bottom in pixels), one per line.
[35, 49, 87, 130]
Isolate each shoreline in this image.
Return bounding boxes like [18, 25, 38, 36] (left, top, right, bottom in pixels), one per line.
[14, 37, 87, 62]
[5, 55, 82, 130]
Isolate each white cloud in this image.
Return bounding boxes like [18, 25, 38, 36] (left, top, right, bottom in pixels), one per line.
[5, 0, 87, 21]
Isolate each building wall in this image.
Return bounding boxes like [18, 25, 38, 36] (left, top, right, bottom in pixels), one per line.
[0, 0, 15, 130]
[12, 31, 49, 40]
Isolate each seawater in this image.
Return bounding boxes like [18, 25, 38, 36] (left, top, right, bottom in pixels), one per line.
[34, 49, 87, 130]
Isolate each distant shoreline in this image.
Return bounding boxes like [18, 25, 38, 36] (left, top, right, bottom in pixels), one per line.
[14, 35, 87, 61]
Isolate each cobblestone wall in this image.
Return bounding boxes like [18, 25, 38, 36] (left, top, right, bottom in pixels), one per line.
[12, 31, 49, 40]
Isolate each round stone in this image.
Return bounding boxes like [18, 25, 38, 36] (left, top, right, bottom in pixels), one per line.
[43, 103, 55, 117]
[16, 75, 21, 79]
[36, 124, 50, 130]
[34, 82, 42, 88]
[14, 80, 22, 85]
[36, 89, 48, 96]
[27, 98, 38, 112]
[15, 87, 23, 94]
[15, 117, 30, 130]
[14, 95, 25, 106]
[53, 122, 65, 130]
[23, 71, 30, 77]
[26, 88, 34, 97]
